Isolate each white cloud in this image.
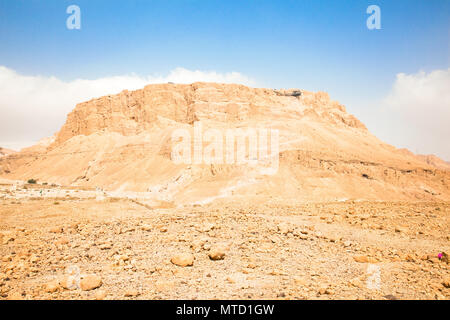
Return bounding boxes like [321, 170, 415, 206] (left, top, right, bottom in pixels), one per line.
[378, 68, 450, 160]
[0, 66, 256, 150]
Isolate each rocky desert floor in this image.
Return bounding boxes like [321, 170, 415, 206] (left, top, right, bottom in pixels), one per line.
[0, 183, 449, 300]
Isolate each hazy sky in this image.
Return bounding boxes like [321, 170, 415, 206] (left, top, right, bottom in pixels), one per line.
[0, 0, 449, 159]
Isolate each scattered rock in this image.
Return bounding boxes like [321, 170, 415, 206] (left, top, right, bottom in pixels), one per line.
[438, 252, 449, 263]
[124, 289, 140, 297]
[277, 223, 292, 235]
[29, 254, 39, 264]
[50, 227, 63, 233]
[404, 254, 416, 262]
[298, 234, 308, 240]
[59, 276, 78, 290]
[3, 236, 15, 244]
[171, 253, 194, 267]
[226, 276, 236, 284]
[198, 223, 215, 233]
[95, 289, 107, 300]
[99, 243, 112, 250]
[44, 280, 59, 293]
[318, 286, 333, 295]
[443, 278, 450, 288]
[349, 279, 364, 289]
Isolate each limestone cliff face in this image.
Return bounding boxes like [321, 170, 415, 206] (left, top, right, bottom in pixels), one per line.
[54, 82, 365, 147]
[1, 82, 449, 203]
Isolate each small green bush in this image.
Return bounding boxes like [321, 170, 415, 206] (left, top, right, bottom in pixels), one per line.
[27, 179, 37, 184]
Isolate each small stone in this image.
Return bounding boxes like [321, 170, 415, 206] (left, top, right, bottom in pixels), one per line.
[117, 254, 129, 262]
[190, 238, 207, 250]
[29, 254, 38, 264]
[95, 290, 107, 300]
[171, 253, 194, 267]
[198, 223, 215, 233]
[44, 280, 59, 293]
[343, 241, 352, 247]
[59, 276, 78, 290]
[404, 254, 415, 262]
[443, 278, 450, 288]
[298, 234, 308, 240]
[80, 274, 102, 291]
[99, 243, 112, 250]
[226, 276, 236, 284]
[353, 255, 376, 263]
[124, 289, 140, 297]
[3, 236, 15, 244]
[318, 286, 332, 295]
[277, 223, 292, 235]
[159, 226, 168, 233]
[439, 252, 449, 263]
[349, 279, 364, 289]
[208, 247, 225, 260]
[50, 227, 63, 233]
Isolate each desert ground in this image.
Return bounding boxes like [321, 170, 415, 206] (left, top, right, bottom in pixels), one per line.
[1, 182, 449, 300]
[1, 83, 449, 300]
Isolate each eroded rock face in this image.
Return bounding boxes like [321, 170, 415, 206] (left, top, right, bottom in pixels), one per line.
[0, 147, 15, 158]
[0, 82, 449, 203]
[54, 83, 363, 147]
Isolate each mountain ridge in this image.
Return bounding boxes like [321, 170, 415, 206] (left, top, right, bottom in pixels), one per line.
[1, 82, 449, 204]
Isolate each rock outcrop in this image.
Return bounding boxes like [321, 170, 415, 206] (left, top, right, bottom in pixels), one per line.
[53, 83, 365, 147]
[0, 147, 15, 158]
[0, 82, 449, 204]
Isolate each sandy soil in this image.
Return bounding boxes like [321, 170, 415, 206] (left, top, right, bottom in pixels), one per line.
[1, 184, 449, 300]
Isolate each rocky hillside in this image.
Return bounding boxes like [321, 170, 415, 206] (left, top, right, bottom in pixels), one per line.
[0, 82, 449, 204]
[0, 147, 15, 158]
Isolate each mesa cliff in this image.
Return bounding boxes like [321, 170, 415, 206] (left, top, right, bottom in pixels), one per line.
[53, 83, 365, 146]
[1, 82, 449, 204]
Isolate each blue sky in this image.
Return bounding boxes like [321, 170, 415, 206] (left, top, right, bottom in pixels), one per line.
[0, 0, 449, 158]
